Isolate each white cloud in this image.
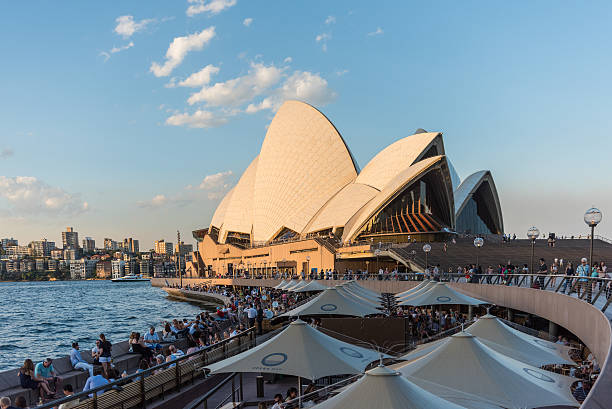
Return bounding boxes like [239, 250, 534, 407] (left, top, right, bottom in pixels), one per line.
[284, 56, 292, 63]
[316, 33, 331, 42]
[0, 176, 89, 216]
[114, 15, 154, 38]
[99, 41, 135, 62]
[325, 16, 336, 25]
[315, 33, 331, 52]
[110, 41, 134, 53]
[335, 69, 349, 76]
[187, 0, 237, 17]
[150, 27, 216, 77]
[246, 71, 336, 113]
[367, 27, 384, 36]
[0, 148, 14, 159]
[177, 64, 220, 87]
[243, 17, 253, 27]
[187, 62, 283, 106]
[199, 171, 233, 190]
[166, 109, 229, 128]
[137, 194, 168, 208]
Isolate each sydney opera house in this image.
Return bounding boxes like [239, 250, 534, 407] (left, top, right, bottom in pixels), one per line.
[188, 101, 503, 277]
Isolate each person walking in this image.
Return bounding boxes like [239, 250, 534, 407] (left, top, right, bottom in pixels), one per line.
[537, 258, 547, 289]
[561, 262, 574, 294]
[576, 258, 590, 301]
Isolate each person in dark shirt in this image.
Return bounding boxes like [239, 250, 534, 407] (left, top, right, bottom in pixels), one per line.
[538, 258, 548, 289]
[256, 304, 264, 335]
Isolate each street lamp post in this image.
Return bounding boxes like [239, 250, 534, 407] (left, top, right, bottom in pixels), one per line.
[375, 249, 382, 275]
[527, 226, 540, 277]
[423, 244, 432, 273]
[473, 237, 484, 267]
[584, 208, 602, 268]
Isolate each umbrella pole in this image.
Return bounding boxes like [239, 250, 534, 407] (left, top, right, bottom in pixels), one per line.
[298, 376, 302, 408]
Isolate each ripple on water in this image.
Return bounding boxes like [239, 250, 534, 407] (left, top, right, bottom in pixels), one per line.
[0, 281, 209, 371]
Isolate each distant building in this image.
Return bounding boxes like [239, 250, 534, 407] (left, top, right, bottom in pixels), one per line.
[111, 259, 126, 279]
[64, 248, 79, 260]
[47, 259, 58, 271]
[96, 260, 112, 279]
[1, 238, 18, 249]
[30, 239, 54, 257]
[51, 249, 63, 260]
[155, 240, 173, 256]
[175, 242, 193, 257]
[123, 238, 139, 254]
[139, 260, 152, 275]
[35, 259, 46, 271]
[82, 237, 95, 253]
[5, 245, 30, 257]
[70, 259, 97, 280]
[62, 227, 79, 249]
[104, 238, 118, 251]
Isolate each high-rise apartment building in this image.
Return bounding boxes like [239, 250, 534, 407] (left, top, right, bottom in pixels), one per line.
[62, 227, 79, 249]
[30, 239, 54, 257]
[82, 237, 95, 253]
[104, 238, 118, 251]
[174, 242, 193, 257]
[1, 238, 18, 249]
[154, 240, 173, 256]
[123, 238, 139, 254]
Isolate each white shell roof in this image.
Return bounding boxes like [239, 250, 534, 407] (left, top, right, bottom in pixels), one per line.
[303, 182, 378, 234]
[210, 186, 234, 230]
[252, 101, 358, 242]
[454, 170, 489, 215]
[355, 132, 443, 190]
[218, 156, 259, 241]
[342, 155, 446, 243]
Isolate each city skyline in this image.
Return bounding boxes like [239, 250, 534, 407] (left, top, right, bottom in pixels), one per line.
[1, 1, 611, 245]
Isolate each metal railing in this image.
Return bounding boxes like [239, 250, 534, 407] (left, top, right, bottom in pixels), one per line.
[185, 372, 243, 409]
[35, 328, 256, 409]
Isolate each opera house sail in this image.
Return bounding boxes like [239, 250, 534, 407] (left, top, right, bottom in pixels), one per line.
[188, 100, 503, 277]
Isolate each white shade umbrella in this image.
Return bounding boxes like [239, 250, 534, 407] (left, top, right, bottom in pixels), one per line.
[395, 280, 431, 298]
[312, 364, 467, 409]
[398, 283, 487, 306]
[396, 281, 436, 301]
[207, 319, 387, 380]
[466, 314, 575, 366]
[397, 332, 578, 409]
[293, 280, 330, 292]
[273, 280, 288, 289]
[336, 283, 382, 304]
[344, 281, 381, 297]
[335, 286, 381, 308]
[288, 280, 309, 291]
[282, 279, 301, 290]
[284, 288, 382, 317]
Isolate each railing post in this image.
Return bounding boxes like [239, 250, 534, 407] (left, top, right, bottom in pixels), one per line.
[93, 391, 98, 409]
[239, 373, 244, 401]
[176, 360, 181, 391]
[140, 373, 146, 408]
[232, 376, 236, 404]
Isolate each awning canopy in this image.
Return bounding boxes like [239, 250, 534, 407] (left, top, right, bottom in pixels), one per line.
[284, 288, 382, 317]
[466, 314, 575, 366]
[336, 283, 382, 304]
[344, 281, 381, 297]
[207, 319, 387, 380]
[396, 332, 578, 409]
[289, 280, 309, 291]
[311, 364, 467, 409]
[398, 283, 488, 306]
[293, 280, 330, 293]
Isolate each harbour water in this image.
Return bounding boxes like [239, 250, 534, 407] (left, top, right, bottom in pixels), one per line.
[0, 280, 214, 371]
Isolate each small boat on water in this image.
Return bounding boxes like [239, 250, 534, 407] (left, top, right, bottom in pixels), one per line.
[111, 274, 151, 283]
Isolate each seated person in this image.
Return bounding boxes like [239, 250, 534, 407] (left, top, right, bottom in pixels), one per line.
[143, 327, 162, 350]
[19, 358, 54, 398]
[70, 342, 94, 377]
[82, 369, 119, 398]
[129, 332, 154, 363]
[91, 340, 101, 365]
[34, 358, 62, 396]
[162, 323, 176, 342]
[58, 384, 77, 409]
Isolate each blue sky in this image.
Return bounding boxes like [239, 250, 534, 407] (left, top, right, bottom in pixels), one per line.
[1, 0, 611, 249]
